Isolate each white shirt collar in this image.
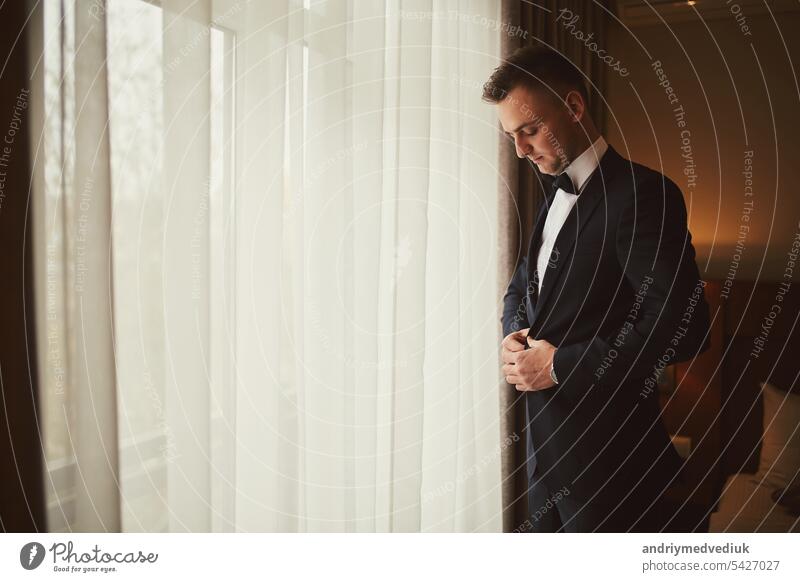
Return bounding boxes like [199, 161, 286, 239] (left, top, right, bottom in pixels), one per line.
[562, 135, 608, 194]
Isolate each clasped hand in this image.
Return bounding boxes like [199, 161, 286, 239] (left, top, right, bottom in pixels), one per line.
[501, 329, 557, 391]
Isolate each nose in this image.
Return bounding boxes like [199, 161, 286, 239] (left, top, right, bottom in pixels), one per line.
[514, 135, 531, 159]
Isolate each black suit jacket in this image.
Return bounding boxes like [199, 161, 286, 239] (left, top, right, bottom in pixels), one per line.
[502, 144, 710, 503]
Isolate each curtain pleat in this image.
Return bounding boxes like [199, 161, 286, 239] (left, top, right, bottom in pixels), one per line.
[161, 0, 213, 533]
[70, 0, 120, 533]
[1, 0, 46, 532]
[233, 0, 290, 532]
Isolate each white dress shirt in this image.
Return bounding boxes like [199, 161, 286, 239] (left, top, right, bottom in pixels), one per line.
[535, 136, 608, 293]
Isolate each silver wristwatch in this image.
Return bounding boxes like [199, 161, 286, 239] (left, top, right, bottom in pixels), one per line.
[550, 362, 558, 385]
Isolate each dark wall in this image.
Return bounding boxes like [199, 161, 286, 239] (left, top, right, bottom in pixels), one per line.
[606, 10, 800, 281]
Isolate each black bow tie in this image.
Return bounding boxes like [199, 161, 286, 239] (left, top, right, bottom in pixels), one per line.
[551, 172, 576, 195]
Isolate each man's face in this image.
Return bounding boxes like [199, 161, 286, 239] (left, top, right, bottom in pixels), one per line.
[497, 85, 575, 176]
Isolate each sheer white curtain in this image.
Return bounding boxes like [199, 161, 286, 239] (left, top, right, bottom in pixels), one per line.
[32, 0, 502, 532]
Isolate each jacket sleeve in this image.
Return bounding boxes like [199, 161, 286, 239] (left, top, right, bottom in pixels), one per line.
[551, 174, 709, 394]
[501, 255, 531, 338]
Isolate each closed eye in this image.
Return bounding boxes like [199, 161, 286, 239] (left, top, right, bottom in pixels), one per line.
[504, 124, 538, 139]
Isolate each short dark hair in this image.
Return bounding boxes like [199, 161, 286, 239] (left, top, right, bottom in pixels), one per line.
[482, 46, 589, 106]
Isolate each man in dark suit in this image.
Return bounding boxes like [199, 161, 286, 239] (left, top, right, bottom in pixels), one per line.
[483, 47, 710, 532]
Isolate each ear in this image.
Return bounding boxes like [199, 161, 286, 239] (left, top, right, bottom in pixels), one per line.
[564, 90, 586, 123]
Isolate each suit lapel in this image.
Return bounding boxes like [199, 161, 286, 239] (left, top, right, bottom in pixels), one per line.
[531, 145, 625, 328]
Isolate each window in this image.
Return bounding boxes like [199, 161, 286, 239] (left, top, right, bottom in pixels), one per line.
[41, 0, 236, 532]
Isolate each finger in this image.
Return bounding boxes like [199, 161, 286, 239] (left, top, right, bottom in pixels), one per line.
[502, 364, 515, 376]
[507, 341, 525, 352]
[512, 330, 528, 342]
[505, 374, 521, 385]
[515, 384, 531, 392]
[503, 335, 526, 351]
